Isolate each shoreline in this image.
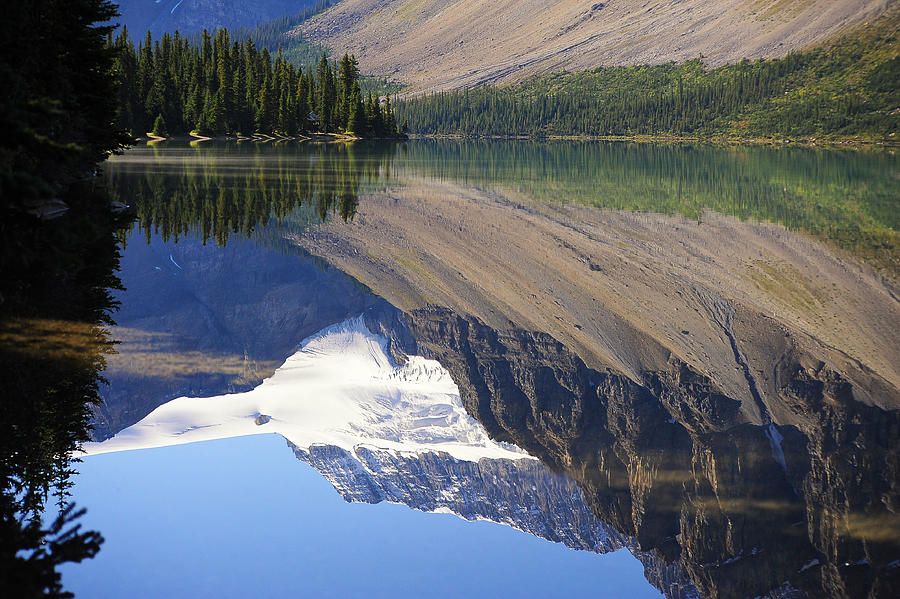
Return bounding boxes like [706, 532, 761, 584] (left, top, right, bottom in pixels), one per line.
[134, 132, 365, 143]
[405, 133, 899, 148]
[132, 132, 896, 150]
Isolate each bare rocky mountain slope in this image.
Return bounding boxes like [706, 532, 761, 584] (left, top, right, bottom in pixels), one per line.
[300, 0, 892, 92]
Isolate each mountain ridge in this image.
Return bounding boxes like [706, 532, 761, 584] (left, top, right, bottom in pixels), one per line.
[112, 0, 317, 35]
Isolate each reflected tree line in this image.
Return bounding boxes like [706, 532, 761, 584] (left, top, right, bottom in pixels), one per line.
[1, 181, 126, 595]
[106, 141, 400, 246]
[403, 141, 898, 272]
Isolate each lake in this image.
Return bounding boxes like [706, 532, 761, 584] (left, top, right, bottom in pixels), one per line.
[60, 140, 900, 598]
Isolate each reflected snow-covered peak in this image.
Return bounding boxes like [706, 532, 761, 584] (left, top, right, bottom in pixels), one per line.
[84, 316, 530, 463]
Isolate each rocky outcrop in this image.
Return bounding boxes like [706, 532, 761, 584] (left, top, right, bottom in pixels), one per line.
[395, 306, 900, 599]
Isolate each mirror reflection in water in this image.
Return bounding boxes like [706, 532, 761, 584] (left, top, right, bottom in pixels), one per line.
[54, 140, 900, 598]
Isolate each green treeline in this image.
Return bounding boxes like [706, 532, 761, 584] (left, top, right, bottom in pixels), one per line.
[397, 16, 899, 141]
[110, 27, 403, 138]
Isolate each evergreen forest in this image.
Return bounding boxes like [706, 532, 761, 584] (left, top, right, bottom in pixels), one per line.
[110, 27, 403, 138]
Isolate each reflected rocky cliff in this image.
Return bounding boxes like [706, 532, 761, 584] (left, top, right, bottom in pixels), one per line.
[290, 442, 698, 599]
[379, 306, 899, 599]
[292, 141, 898, 598]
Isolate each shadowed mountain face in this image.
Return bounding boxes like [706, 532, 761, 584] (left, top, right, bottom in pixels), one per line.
[112, 0, 315, 35]
[378, 306, 899, 599]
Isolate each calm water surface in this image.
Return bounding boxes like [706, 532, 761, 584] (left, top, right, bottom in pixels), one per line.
[61, 140, 899, 598]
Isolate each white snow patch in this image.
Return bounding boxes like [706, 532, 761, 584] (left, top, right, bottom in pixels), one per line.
[765, 423, 787, 471]
[799, 558, 820, 572]
[84, 316, 532, 463]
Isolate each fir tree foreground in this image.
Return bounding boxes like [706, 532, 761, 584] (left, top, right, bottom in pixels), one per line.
[2, 1, 129, 598]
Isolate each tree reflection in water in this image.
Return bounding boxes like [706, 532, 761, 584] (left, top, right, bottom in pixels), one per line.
[106, 141, 400, 247]
[1, 182, 126, 596]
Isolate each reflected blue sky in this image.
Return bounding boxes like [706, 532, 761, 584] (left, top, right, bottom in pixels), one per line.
[62, 434, 663, 598]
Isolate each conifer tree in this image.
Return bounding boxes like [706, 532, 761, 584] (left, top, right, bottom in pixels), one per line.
[256, 78, 275, 132]
[296, 70, 311, 132]
[151, 113, 167, 136]
[108, 27, 400, 138]
[383, 96, 397, 136]
[315, 53, 333, 132]
[347, 86, 365, 134]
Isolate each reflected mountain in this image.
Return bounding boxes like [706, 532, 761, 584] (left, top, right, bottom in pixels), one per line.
[95, 140, 899, 598]
[293, 142, 899, 598]
[91, 309, 697, 598]
[91, 232, 383, 440]
[93, 141, 398, 439]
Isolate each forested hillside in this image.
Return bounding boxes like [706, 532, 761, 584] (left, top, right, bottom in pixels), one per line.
[217, 0, 336, 71]
[110, 28, 402, 138]
[396, 16, 900, 141]
[221, 2, 400, 93]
